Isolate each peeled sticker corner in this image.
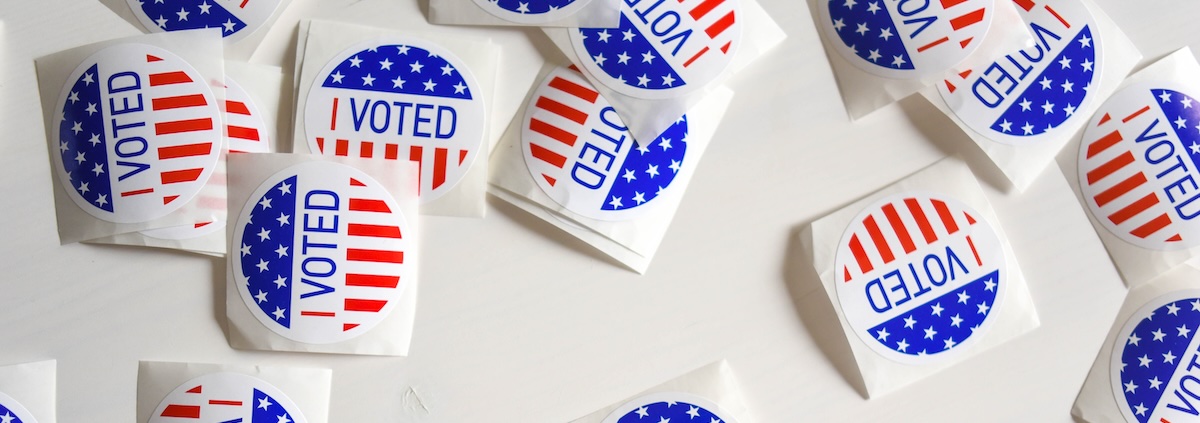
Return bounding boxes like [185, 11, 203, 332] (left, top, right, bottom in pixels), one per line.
[149, 372, 306, 423]
[127, 0, 286, 43]
[1109, 290, 1200, 423]
[601, 392, 738, 423]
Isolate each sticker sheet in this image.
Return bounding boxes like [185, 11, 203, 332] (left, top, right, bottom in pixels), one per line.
[542, 0, 783, 145]
[428, 0, 621, 27]
[291, 20, 499, 217]
[1057, 48, 1200, 288]
[225, 153, 420, 356]
[922, 0, 1141, 191]
[812, 0, 1031, 119]
[489, 64, 732, 274]
[34, 30, 227, 244]
[799, 157, 1038, 397]
[1071, 262, 1200, 423]
[0, 361, 56, 423]
[568, 361, 752, 423]
[85, 61, 285, 256]
[137, 361, 330, 423]
[98, 0, 293, 60]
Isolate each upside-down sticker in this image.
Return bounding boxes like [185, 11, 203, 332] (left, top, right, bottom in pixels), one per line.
[149, 372, 306, 423]
[1110, 290, 1200, 423]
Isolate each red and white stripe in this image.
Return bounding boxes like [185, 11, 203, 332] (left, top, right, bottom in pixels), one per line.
[525, 68, 600, 187]
[842, 197, 983, 283]
[222, 78, 270, 155]
[158, 384, 242, 419]
[914, 0, 987, 54]
[676, 0, 737, 68]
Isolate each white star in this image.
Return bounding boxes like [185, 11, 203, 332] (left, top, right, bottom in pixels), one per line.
[1169, 303, 1182, 315]
[608, 196, 623, 208]
[833, 18, 845, 31]
[1019, 98, 1032, 111]
[1185, 98, 1195, 109]
[1128, 333, 1141, 346]
[85, 102, 97, 115]
[0, 413, 13, 423]
[597, 30, 611, 42]
[254, 290, 268, 304]
[1064, 104, 1077, 117]
[349, 55, 363, 67]
[1022, 122, 1034, 135]
[844, 0, 857, 8]
[82, 73, 95, 85]
[259, 197, 272, 210]
[633, 192, 646, 204]
[78, 182, 89, 194]
[330, 71, 345, 84]
[896, 338, 909, 352]
[258, 396, 274, 410]
[275, 244, 289, 258]
[1139, 354, 1152, 367]
[1134, 403, 1147, 416]
[950, 314, 963, 328]
[637, 74, 650, 87]
[361, 74, 375, 86]
[1039, 77, 1052, 90]
[277, 181, 291, 195]
[1081, 58, 1094, 72]
[617, 51, 631, 65]
[1058, 57, 1072, 69]
[87, 133, 99, 146]
[662, 74, 676, 87]
[999, 120, 1012, 132]
[1160, 91, 1173, 103]
[240, 243, 251, 257]
[879, 27, 893, 41]
[95, 194, 108, 206]
[687, 406, 700, 419]
[74, 151, 86, 164]
[68, 91, 80, 103]
[646, 164, 660, 178]
[392, 76, 406, 89]
[593, 53, 607, 66]
[1061, 80, 1074, 93]
[397, 45, 411, 55]
[1042, 100, 1055, 115]
[867, 49, 881, 62]
[1124, 380, 1138, 393]
[622, 29, 636, 41]
[441, 64, 455, 76]
[274, 275, 287, 289]
[410, 61, 424, 73]
[642, 50, 656, 64]
[92, 162, 105, 176]
[903, 315, 916, 329]
[198, 1, 211, 14]
[669, 160, 682, 173]
[155, 15, 169, 28]
[222, 19, 236, 32]
[977, 302, 991, 315]
[867, 1, 880, 13]
[516, 1, 529, 12]
[1179, 324, 1192, 337]
[1177, 116, 1189, 129]
[1079, 34, 1092, 47]
[453, 82, 467, 94]
[423, 79, 437, 92]
[379, 58, 393, 70]
[622, 169, 637, 182]
[1152, 328, 1166, 341]
[636, 406, 649, 418]
[59, 141, 69, 153]
[272, 307, 286, 321]
[71, 121, 82, 134]
[855, 22, 869, 35]
[1150, 377, 1163, 390]
[931, 303, 944, 316]
[1164, 350, 1178, 364]
[657, 417, 669, 423]
[891, 55, 906, 68]
[637, 141, 651, 155]
[1193, 299, 1200, 311]
[924, 326, 937, 340]
[257, 227, 271, 241]
[876, 328, 890, 341]
[176, 7, 189, 21]
[943, 337, 956, 350]
[256, 259, 269, 273]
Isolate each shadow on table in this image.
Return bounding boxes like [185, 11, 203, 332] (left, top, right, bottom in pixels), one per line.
[487, 195, 629, 272]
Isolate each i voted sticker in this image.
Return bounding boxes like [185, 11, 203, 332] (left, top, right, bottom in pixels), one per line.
[938, 0, 1102, 144]
[232, 161, 413, 344]
[127, 0, 286, 43]
[835, 193, 1006, 363]
[820, 0, 994, 79]
[471, 0, 593, 24]
[303, 38, 485, 203]
[521, 67, 688, 221]
[601, 392, 738, 423]
[570, 0, 741, 99]
[1110, 291, 1200, 423]
[150, 372, 306, 423]
[1078, 83, 1200, 250]
[0, 391, 37, 423]
[53, 43, 221, 224]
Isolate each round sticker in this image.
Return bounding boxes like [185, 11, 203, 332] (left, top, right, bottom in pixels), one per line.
[819, 0, 995, 80]
[303, 38, 485, 203]
[232, 161, 414, 344]
[1078, 82, 1200, 250]
[1109, 290, 1200, 423]
[937, 0, 1103, 144]
[569, 0, 742, 99]
[471, 0, 593, 24]
[521, 67, 688, 221]
[0, 391, 37, 423]
[601, 392, 738, 423]
[149, 372, 306, 423]
[126, 0, 285, 44]
[53, 43, 222, 224]
[834, 193, 1007, 364]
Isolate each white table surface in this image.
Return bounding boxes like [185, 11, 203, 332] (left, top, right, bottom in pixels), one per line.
[2, 0, 1199, 421]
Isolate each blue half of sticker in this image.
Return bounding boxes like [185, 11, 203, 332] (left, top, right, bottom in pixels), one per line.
[239, 175, 298, 329]
[1154, 89, 1200, 172]
[991, 26, 1096, 136]
[320, 45, 473, 100]
[491, 0, 577, 14]
[1119, 298, 1200, 423]
[60, 63, 114, 213]
[616, 401, 725, 423]
[601, 117, 688, 211]
[252, 388, 295, 423]
[0, 403, 27, 423]
[578, 14, 687, 91]
[866, 270, 999, 356]
[137, 0, 248, 36]
[827, 0, 913, 70]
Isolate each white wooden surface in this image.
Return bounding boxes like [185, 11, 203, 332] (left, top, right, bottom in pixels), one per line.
[1, 0, 1198, 421]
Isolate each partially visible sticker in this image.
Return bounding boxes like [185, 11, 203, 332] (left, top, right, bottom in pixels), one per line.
[471, 0, 593, 24]
[938, 0, 1103, 144]
[0, 391, 37, 423]
[521, 67, 688, 221]
[52, 43, 222, 224]
[601, 392, 738, 423]
[126, 0, 286, 43]
[834, 193, 1007, 364]
[232, 160, 413, 344]
[570, 0, 741, 99]
[303, 38, 485, 203]
[149, 372, 306, 423]
[819, 0, 994, 80]
[1078, 82, 1200, 250]
[1109, 290, 1200, 423]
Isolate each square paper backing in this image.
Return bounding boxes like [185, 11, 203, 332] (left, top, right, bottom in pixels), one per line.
[97, 0, 294, 61]
[568, 360, 752, 423]
[290, 19, 499, 218]
[488, 64, 733, 274]
[136, 361, 330, 423]
[800, 157, 1040, 398]
[34, 29, 226, 244]
[427, 0, 620, 27]
[224, 153, 420, 356]
[0, 360, 56, 423]
[920, 0, 1142, 191]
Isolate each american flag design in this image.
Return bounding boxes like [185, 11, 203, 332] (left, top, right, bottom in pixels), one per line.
[1077, 83, 1200, 251]
[569, 0, 741, 99]
[232, 161, 413, 344]
[52, 43, 221, 224]
[834, 193, 1006, 363]
[821, 0, 992, 79]
[127, 0, 285, 43]
[150, 372, 306, 423]
[602, 393, 737, 423]
[521, 66, 688, 221]
[1109, 291, 1200, 423]
[0, 391, 36, 423]
[471, 0, 589, 23]
[937, 0, 1101, 144]
[303, 38, 485, 204]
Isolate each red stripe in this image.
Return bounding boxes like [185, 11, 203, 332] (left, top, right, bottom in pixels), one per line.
[122, 188, 154, 197]
[345, 299, 387, 312]
[1087, 151, 1135, 185]
[208, 400, 242, 406]
[347, 249, 404, 264]
[186, 385, 201, 394]
[385, 143, 399, 160]
[240, 0, 249, 7]
[149, 71, 193, 86]
[301, 311, 336, 317]
[227, 125, 260, 141]
[1109, 193, 1160, 225]
[950, 8, 985, 31]
[161, 405, 200, 418]
[940, 0, 967, 8]
[1045, 5, 1070, 28]
[156, 118, 213, 135]
[316, 137, 325, 152]
[917, 37, 949, 53]
[548, 76, 599, 103]
[226, 100, 251, 115]
[346, 274, 400, 288]
[905, 198, 938, 243]
[1132, 214, 1172, 238]
[1014, 0, 1035, 11]
[863, 215, 895, 265]
[1095, 173, 1148, 207]
[536, 97, 589, 124]
[350, 178, 365, 187]
[459, 149, 468, 165]
[530, 143, 567, 168]
[360, 141, 374, 158]
[1087, 130, 1125, 159]
[848, 234, 873, 276]
[152, 94, 207, 111]
[689, 0, 723, 20]
[931, 199, 960, 234]
[706, 11, 736, 38]
[161, 168, 204, 184]
[146, 55, 163, 63]
[882, 204, 916, 254]
[683, 46, 710, 68]
[349, 198, 391, 213]
[336, 139, 348, 156]
[433, 148, 448, 190]
[530, 118, 578, 146]
[348, 223, 402, 238]
[330, 97, 339, 130]
[966, 235, 983, 266]
[1124, 106, 1151, 123]
[158, 143, 213, 159]
[163, 195, 179, 204]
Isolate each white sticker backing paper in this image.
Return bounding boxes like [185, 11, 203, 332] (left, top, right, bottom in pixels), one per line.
[137, 361, 330, 423]
[568, 361, 752, 423]
[0, 361, 56, 423]
[427, 0, 621, 27]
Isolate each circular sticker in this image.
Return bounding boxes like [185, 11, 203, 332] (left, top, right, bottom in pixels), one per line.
[521, 67, 688, 221]
[569, 0, 742, 100]
[0, 391, 37, 423]
[149, 372, 306, 423]
[834, 193, 1007, 364]
[303, 38, 485, 203]
[1078, 82, 1200, 250]
[126, 0, 285, 44]
[937, 0, 1103, 144]
[1109, 290, 1200, 423]
[601, 392, 738, 423]
[471, 0, 593, 24]
[819, 0, 995, 80]
[53, 43, 222, 224]
[232, 161, 414, 344]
